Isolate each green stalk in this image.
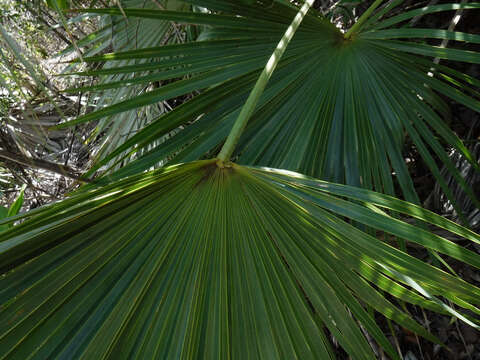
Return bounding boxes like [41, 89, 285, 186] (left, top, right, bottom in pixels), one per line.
[344, 0, 384, 39]
[217, 0, 316, 165]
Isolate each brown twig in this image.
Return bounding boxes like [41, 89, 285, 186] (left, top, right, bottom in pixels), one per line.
[64, 93, 83, 167]
[0, 150, 89, 182]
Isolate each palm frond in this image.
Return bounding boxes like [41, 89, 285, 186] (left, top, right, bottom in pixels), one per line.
[59, 1, 480, 216]
[1, 160, 480, 359]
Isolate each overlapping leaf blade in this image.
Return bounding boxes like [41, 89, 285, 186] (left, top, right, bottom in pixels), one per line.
[59, 0, 191, 170]
[61, 1, 480, 216]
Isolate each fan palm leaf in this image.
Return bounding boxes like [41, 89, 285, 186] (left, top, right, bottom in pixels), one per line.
[2, 159, 480, 359]
[58, 1, 480, 214]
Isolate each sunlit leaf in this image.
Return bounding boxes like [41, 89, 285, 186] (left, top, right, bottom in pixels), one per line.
[61, 1, 480, 216]
[2, 160, 479, 359]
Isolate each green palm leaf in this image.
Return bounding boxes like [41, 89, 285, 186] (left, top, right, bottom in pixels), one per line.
[3, 3, 479, 359]
[2, 159, 480, 359]
[59, 0, 190, 171]
[60, 1, 480, 217]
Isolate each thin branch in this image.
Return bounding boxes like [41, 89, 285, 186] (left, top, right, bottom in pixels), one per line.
[23, 2, 73, 46]
[0, 150, 89, 182]
[64, 93, 83, 167]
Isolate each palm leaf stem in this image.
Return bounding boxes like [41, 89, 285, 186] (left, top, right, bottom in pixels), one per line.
[216, 0, 316, 165]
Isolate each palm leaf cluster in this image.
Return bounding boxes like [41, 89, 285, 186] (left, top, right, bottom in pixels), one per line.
[62, 1, 480, 213]
[1, 1, 480, 359]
